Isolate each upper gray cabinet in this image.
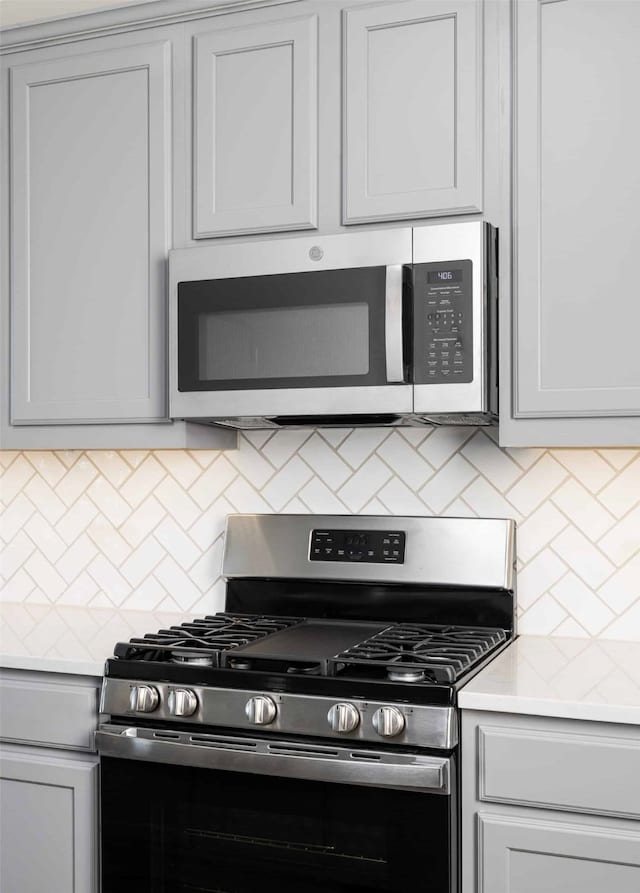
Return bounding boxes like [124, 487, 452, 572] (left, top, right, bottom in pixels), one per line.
[10, 39, 171, 425]
[192, 14, 318, 238]
[1, 25, 235, 449]
[342, 0, 482, 224]
[505, 0, 640, 445]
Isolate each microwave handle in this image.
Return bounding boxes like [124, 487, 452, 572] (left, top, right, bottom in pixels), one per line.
[385, 265, 405, 383]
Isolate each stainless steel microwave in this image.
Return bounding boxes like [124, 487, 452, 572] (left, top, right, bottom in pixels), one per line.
[169, 221, 497, 429]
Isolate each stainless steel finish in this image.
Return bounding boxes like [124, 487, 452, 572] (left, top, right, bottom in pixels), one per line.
[327, 703, 360, 734]
[101, 678, 458, 749]
[169, 228, 413, 421]
[412, 221, 495, 416]
[96, 724, 452, 794]
[385, 265, 405, 383]
[171, 384, 414, 420]
[245, 695, 277, 725]
[128, 685, 159, 713]
[222, 514, 515, 591]
[373, 706, 406, 738]
[167, 688, 198, 718]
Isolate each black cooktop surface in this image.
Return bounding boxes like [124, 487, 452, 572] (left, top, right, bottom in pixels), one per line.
[110, 612, 507, 690]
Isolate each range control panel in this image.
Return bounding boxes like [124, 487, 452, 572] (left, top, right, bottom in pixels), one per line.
[413, 259, 473, 384]
[309, 529, 406, 564]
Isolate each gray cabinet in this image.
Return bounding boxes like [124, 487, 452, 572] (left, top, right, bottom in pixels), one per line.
[462, 709, 640, 893]
[343, 0, 482, 224]
[0, 744, 99, 893]
[0, 27, 235, 449]
[10, 39, 169, 425]
[503, 0, 640, 446]
[192, 13, 318, 238]
[0, 669, 100, 893]
[478, 812, 640, 893]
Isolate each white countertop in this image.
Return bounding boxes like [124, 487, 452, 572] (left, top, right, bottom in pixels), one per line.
[0, 603, 194, 676]
[459, 635, 640, 725]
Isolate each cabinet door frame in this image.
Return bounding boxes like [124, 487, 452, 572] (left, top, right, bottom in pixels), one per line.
[478, 811, 640, 893]
[342, 0, 483, 224]
[193, 14, 318, 238]
[0, 744, 99, 893]
[512, 0, 640, 420]
[9, 39, 172, 425]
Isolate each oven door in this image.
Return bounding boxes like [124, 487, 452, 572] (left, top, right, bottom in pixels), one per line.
[169, 229, 413, 421]
[98, 725, 457, 893]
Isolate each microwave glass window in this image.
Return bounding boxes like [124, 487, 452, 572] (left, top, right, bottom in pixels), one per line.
[198, 303, 370, 381]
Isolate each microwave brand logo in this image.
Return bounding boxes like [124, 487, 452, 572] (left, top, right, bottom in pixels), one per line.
[309, 246, 324, 261]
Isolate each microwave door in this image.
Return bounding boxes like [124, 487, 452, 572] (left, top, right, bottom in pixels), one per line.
[171, 263, 413, 421]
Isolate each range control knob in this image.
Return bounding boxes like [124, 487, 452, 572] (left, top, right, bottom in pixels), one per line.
[372, 706, 405, 738]
[128, 684, 159, 713]
[245, 696, 277, 725]
[327, 703, 360, 733]
[168, 688, 198, 717]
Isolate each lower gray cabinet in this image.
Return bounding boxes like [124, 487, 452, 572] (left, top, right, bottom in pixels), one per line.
[0, 744, 99, 893]
[462, 709, 640, 893]
[478, 812, 640, 893]
[0, 669, 100, 893]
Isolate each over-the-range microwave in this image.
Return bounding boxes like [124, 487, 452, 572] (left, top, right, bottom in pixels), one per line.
[169, 221, 497, 429]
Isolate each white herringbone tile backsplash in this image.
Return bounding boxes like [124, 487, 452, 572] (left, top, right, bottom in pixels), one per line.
[1, 428, 640, 639]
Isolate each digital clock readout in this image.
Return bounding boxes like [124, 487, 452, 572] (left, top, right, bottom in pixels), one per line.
[427, 269, 463, 283]
[345, 533, 368, 547]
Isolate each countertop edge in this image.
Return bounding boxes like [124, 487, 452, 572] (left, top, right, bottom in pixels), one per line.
[0, 652, 105, 677]
[457, 691, 640, 726]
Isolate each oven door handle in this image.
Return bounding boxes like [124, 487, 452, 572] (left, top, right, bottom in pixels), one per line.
[96, 725, 451, 795]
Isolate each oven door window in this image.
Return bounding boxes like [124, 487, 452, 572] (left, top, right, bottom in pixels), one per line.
[177, 267, 388, 392]
[101, 756, 455, 893]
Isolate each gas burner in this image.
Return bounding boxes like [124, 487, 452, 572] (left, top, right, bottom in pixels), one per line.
[386, 668, 426, 683]
[331, 623, 507, 684]
[171, 651, 215, 667]
[112, 613, 303, 664]
[286, 664, 323, 676]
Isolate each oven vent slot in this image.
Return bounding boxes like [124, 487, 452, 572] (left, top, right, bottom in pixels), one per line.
[350, 752, 382, 761]
[189, 735, 258, 751]
[268, 743, 339, 758]
[153, 732, 180, 740]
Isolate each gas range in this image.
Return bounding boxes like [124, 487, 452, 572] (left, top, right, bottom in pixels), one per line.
[98, 514, 515, 893]
[100, 514, 515, 751]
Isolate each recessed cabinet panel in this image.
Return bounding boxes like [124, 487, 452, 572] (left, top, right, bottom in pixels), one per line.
[193, 16, 318, 238]
[0, 746, 99, 893]
[478, 813, 640, 893]
[515, 0, 640, 417]
[343, 0, 482, 223]
[10, 41, 171, 424]
[479, 724, 640, 819]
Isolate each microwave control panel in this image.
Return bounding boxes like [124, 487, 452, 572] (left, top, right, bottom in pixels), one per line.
[413, 259, 473, 384]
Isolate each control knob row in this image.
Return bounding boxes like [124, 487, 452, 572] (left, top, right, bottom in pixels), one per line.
[128, 687, 405, 736]
[128, 685, 198, 717]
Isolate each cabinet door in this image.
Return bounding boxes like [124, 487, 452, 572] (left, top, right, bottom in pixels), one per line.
[343, 0, 482, 224]
[478, 812, 640, 893]
[193, 15, 318, 238]
[514, 0, 640, 419]
[0, 745, 99, 893]
[9, 40, 171, 424]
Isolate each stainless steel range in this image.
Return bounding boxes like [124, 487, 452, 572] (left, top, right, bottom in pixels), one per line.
[97, 514, 516, 893]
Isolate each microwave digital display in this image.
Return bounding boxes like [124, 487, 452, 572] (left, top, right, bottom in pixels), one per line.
[427, 269, 463, 284]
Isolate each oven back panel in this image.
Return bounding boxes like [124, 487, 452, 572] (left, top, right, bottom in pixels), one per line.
[226, 579, 515, 635]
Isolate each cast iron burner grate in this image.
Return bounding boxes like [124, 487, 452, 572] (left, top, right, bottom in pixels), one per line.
[329, 624, 507, 683]
[112, 613, 303, 666]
